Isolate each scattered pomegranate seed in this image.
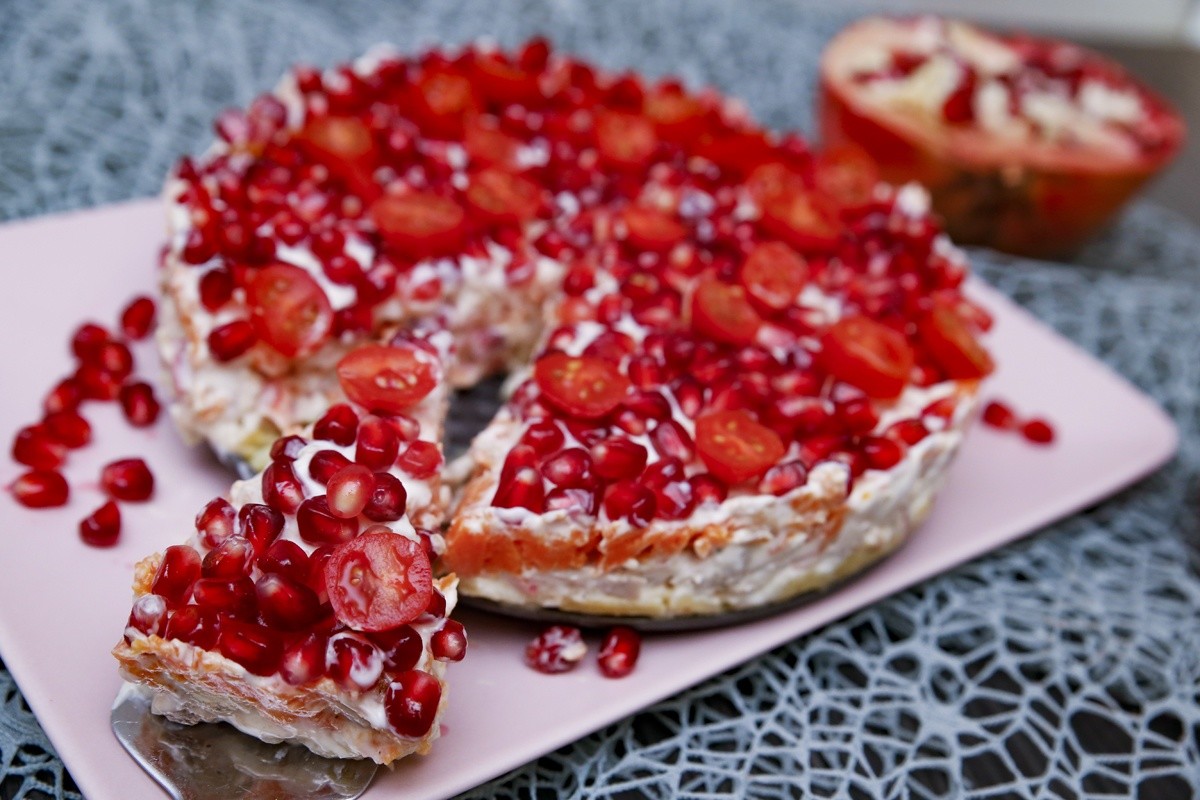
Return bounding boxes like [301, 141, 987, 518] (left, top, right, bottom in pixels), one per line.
[396, 440, 441, 478]
[193, 576, 257, 618]
[12, 426, 67, 470]
[119, 382, 161, 427]
[95, 341, 134, 379]
[327, 464, 375, 518]
[152, 544, 202, 604]
[759, 461, 808, 496]
[279, 632, 329, 686]
[355, 417, 400, 470]
[256, 573, 321, 631]
[1021, 418, 1056, 445]
[238, 503, 284, 553]
[43, 410, 91, 448]
[71, 322, 111, 362]
[384, 669, 442, 737]
[218, 619, 283, 677]
[10, 470, 69, 508]
[79, 500, 121, 547]
[125, 594, 167, 638]
[327, 634, 384, 691]
[363, 472, 407, 521]
[525, 625, 587, 674]
[296, 496, 359, 544]
[431, 619, 468, 662]
[207, 320, 257, 361]
[199, 268, 234, 311]
[201, 535, 254, 579]
[308, 449, 352, 484]
[860, 436, 904, 471]
[119, 296, 157, 340]
[982, 400, 1018, 430]
[43, 379, 83, 415]
[597, 626, 641, 678]
[604, 481, 656, 526]
[100, 458, 155, 501]
[195, 497, 236, 548]
[262, 461, 305, 513]
[75, 363, 122, 401]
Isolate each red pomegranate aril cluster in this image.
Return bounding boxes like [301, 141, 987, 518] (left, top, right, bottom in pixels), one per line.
[980, 398, 1057, 445]
[524, 624, 643, 677]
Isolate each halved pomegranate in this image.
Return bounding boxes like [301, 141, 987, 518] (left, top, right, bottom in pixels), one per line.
[534, 353, 631, 420]
[818, 316, 914, 399]
[245, 263, 333, 358]
[695, 410, 786, 485]
[819, 16, 1185, 257]
[325, 531, 432, 632]
[336, 343, 439, 415]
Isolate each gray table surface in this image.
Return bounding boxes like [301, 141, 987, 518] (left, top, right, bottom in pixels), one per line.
[2, 2, 1198, 798]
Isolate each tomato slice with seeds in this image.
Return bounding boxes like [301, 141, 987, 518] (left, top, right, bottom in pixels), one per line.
[695, 130, 776, 176]
[336, 343, 440, 415]
[740, 242, 809, 311]
[534, 353, 631, 420]
[473, 52, 540, 105]
[294, 116, 380, 199]
[644, 88, 707, 141]
[813, 144, 880, 209]
[369, 193, 467, 258]
[463, 117, 522, 167]
[818, 316, 915, 399]
[325, 532, 431, 632]
[621, 206, 686, 252]
[246, 263, 333, 358]
[465, 168, 543, 223]
[759, 190, 842, 252]
[696, 410, 786, 485]
[744, 162, 808, 203]
[690, 278, 763, 346]
[917, 300, 995, 380]
[412, 69, 478, 137]
[595, 110, 658, 170]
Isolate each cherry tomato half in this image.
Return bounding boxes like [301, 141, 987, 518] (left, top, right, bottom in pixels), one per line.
[690, 278, 763, 347]
[369, 192, 467, 259]
[336, 343, 440, 415]
[917, 300, 994, 380]
[696, 410, 786, 485]
[325, 532, 432, 632]
[534, 353, 631, 420]
[818, 316, 915, 399]
[246, 263, 334, 358]
[740, 242, 809, 312]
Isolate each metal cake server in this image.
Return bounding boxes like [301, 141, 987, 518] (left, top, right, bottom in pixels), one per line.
[111, 685, 377, 800]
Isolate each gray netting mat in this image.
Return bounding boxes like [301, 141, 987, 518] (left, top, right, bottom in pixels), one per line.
[1, 1, 1198, 798]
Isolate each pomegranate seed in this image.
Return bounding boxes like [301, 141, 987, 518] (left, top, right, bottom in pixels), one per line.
[193, 577, 257, 619]
[356, 417, 400, 470]
[296, 496, 359, 544]
[94, 341, 134, 379]
[922, 397, 957, 421]
[201, 535, 253, 579]
[520, 420, 565, 455]
[182, 227, 217, 264]
[689, 473, 728, 505]
[525, 625, 586, 674]
[642, 457, 685, 491]
[279, 632, 329, 686]
[163, 605, 219, 649]
[623, 390, 671, 422]
[798, 434, 841, 468]
[860, 436, 904, 471]
[492, 465, 546, 513]
[308, 449, 352, 484]
[126, 594, 168, 638]
[673, 378, 704, 419]
[759, 461, 808, 496]
[590, 437, 648, 481]
[885, 419, 928, 445]
[259, 539, 311, 584]
[207, 320, 258, 361]
[238, 502, 284, 553]
[327, 464, 375, 518]
[540, 448, 594, 489]
[74, 364, 122, 401]
[270, 435, 307, 462]
[152, 545, 202, 605]
[79, 500, 121, 547]
[44, 379, 83, 415]
[119, 296, 156, 340]
[256, 573, 321, 631]
[12, 426, 67, 469]
[218, 619, 283, 676]
[71, 322, 111, 361]
[119, 382, 161, 427]
[396, 441, 441, 478]
[386, 414, 422, 442]
[1021, 418, 1056, 445]
[44, 410, 91, 448]
[627, 355, 663, 389]
[327, 633, 384, 691]
[100, 458, 155, 501]
[431, 619, 468, 662]
[195, 497, 236, 548]
[941, 65, 977, 123]
[982, 400, 1018, 430]
[836, 398, 878, 435]
[654, 479, 696, 520]
[384, 669, 442, 737]
[9, 469, 69, 508]
[597, 626, 641, 678]
[651, 419, 694, 462]
[262, 461, 305, 513]
[545, 486, 600, 515]
[372, 625, 422, 671]
[199, 268, 234, 311]
[363, 472, 408, 521]
[604, 481, 656, 526]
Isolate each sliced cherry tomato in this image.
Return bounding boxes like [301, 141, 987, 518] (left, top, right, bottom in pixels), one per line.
[695, 410, 786, 485]
[621, 206, 686, 252]
[814, 144, 880, 208]
[690, 278, 763, 346]
[818, 316, 915, 399]
[412, 69, 478, 138]
[473, 52, 540, 105]
[336, 343, 440, 415]
[246, 263, 333, 358]
[917, 300, 995, 379]
[644, 87, 708, 141]
[463, 117, 522, 167]
[534, 353, 631, 420]
[694, 130, 776, 176]
[294, 116, 379, 199]
[740, 242, 808, 311]
[759, 190, 842, 252]
[595, 110, 657, 170]
[744, 161, 807, 203]
[465, 168, 543, 223]
[325, 532, 432, 632]
[369, 192, 467, 258]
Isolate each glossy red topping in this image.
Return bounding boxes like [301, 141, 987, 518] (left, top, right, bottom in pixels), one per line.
[534, 353, 631, 420]
[325, 531, 432, 632]
[336, 343, 439, 415]
[819, 317, 915, 399]
[246, 263, 334, 358]
[695, 411, 786, 486]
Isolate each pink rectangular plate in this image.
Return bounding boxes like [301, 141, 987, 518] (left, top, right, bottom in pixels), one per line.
[0, 200, 1178, 800]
